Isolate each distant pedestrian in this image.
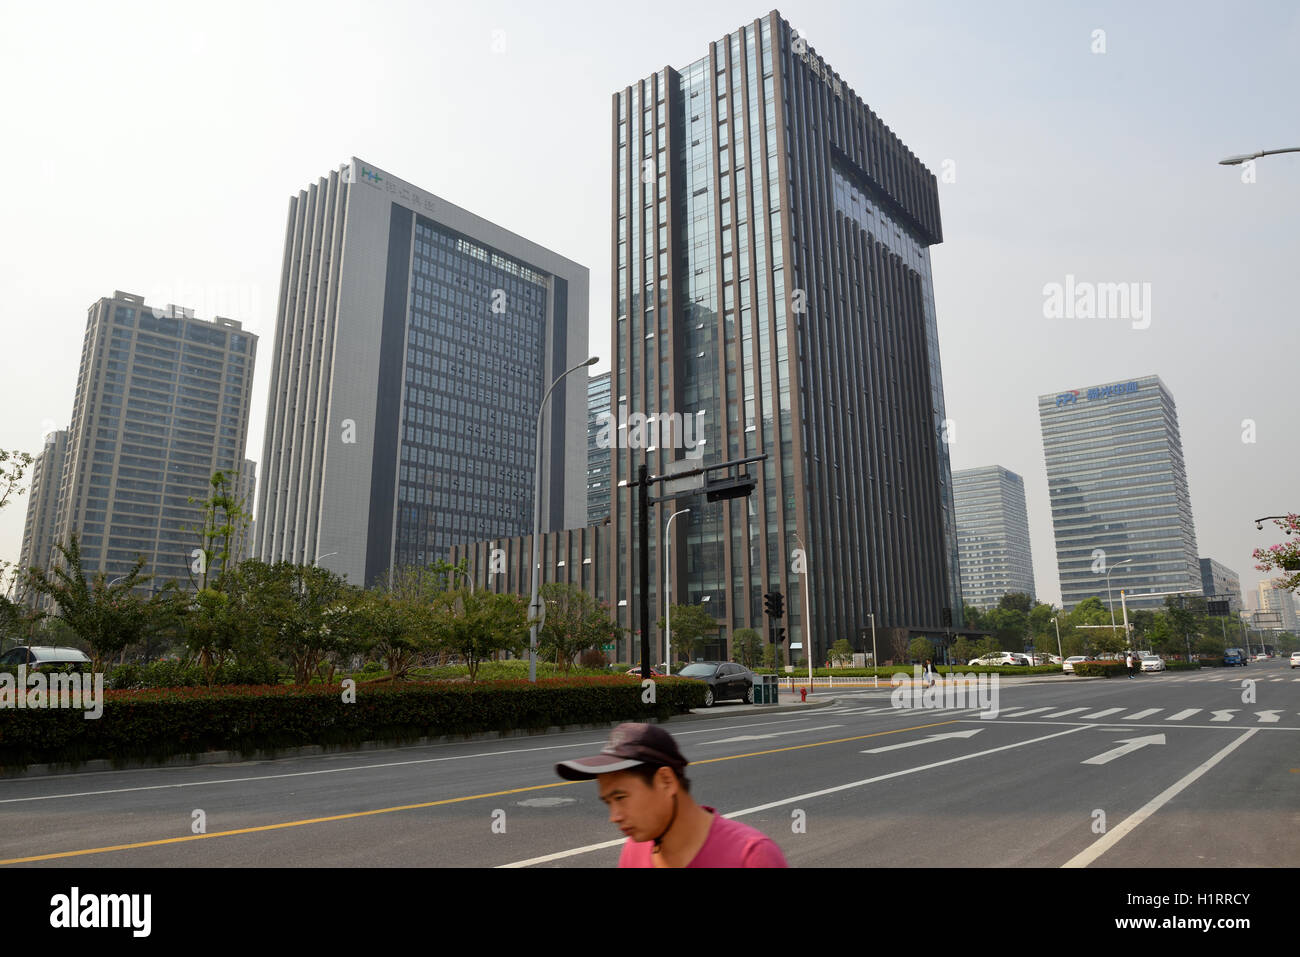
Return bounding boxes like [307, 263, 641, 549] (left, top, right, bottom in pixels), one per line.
[923, 659, 937, 688]
[1125, 652, 1134, 678]
[556, 723, 788, 868]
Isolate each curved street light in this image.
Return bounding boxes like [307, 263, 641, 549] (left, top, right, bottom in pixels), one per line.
[664, 508, 690, 675]
[528, 356, 599, 682]
[1105, 559, 1133, 641]
[1219, 148, 1300, 166]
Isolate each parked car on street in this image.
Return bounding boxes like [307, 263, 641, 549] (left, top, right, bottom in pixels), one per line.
[1291, 651, 1300, 669]
[1140, 655, 1165, 673]
[1062, 656, 1094, 674]
[0, 646, 91, 671]
[675, 662, 756, 706]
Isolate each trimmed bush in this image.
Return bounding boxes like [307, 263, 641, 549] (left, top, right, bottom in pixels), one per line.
[0, 675, 707, 770]
[105, 659, 283, 689]
[1071, 661, 1127, 678]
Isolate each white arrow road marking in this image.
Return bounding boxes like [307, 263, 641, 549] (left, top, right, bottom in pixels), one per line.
[1255, 710, 1282, 723]
[1123, 709, 1162, 720]
[1166, 709, 1201, 721]
[1081, 734, 1166, 766]
[1210, 710, 1238, 722]
[1081, 708, 1125, 719]
[1043, 707, 1089, 718]
[708, 725, 844, 745]
[862, 729, 983, 754]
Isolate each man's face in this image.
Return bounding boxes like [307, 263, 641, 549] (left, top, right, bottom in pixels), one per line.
[597, 767, 674, 842]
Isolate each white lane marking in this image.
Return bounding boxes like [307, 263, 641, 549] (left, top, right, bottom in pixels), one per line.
[1006, 707, 1053, 717]
[1080, 708, 1125, 719]
[501, 725, 1091, 867]
[1210, 710, 1238, 722]
[1063, 730, 1258, 868]
[1123, 709, 1162, 720]
[1255, 710, 1282, 723]
[1042, 707, 1089, 718]
[1166, 709, 1201, 721]
[861, 729, 983, 753]
[1081, 734, 1166, 766]
[707, 725, 844, 745]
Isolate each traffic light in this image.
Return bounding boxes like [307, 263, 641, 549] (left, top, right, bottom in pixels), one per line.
[764, 590, 784, 619]
[774, 625, 786, 644]
[941, 607, 953, 628]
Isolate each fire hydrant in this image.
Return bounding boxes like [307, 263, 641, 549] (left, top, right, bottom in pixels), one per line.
[800, 687, 807, 702]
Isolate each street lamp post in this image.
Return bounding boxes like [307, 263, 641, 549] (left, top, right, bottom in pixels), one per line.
[1106, 559, 1134, 641]
[528, 356, 599, 683]
[791, 531, 812, 689]
[313, 551, 338, 566]
[664, 508, 690, 675]
[1051, 616, 1063, 661]
[1219, 148, 1300, 166]
[869, 612, 878, 689]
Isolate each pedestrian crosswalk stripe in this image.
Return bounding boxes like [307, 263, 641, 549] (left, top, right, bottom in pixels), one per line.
[1124, 708, 1162, 720]
[1081, 708, 1124, 719]
[1042, 707, 1088, 718]
[1166, 709, 1201, 721]
[1008, 707, 1053, 717]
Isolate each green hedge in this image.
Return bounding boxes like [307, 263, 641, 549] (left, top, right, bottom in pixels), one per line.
[0, 676, 707, 771]
[1164, 661, 1201, 671]
[1070, 661, 1128, 678]
[105, 659, 285, 689]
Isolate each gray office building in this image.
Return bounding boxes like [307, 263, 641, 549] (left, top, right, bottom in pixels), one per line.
[587, 372, 612, 525]
[610, 12, 960, 664]
[1199, 557, 1242, 614]
[1039, 375, 1201, 611]
[256, 159, 590, 585]
[36, 291, 256, 595]
[953, 466, 1036, 609]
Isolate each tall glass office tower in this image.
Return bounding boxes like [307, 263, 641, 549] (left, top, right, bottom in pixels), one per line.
[1039, 375, 1201, 611]
[587, 372, 612, 524]
[610, 13, 960, 664]
[953, 466, 1036, 609]
[256, 159, 589, 585]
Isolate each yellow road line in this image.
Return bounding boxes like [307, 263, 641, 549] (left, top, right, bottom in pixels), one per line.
[0, 719, 956, 864]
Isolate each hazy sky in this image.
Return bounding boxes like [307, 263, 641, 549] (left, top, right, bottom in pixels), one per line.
[1, 0, 1296, 609]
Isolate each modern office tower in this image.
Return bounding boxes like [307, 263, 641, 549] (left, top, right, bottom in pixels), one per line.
[256, 158, 589, 586]
[952, 466, 1036, 609]
[1257, 580, 1298, 633]
[587, 372, 612, 524]
[610, 13, 960, 665]
[1200, 557, 1243, 613]
[46, 291, 256, 594]
[15, 429, 68, 605]
[1038, 375, 1201, 612]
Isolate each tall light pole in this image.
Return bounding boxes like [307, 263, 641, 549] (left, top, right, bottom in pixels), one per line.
[1106, 558, 1133, 640]
[1051, 616, 1063, 661]
[869, 612, 878, 689]
[528, 356, 599, 683]
[791, 530, 812, 688]
[313, 551, 338, 566]
[1219, 148, 1300, 166]
[664, 508, 690, 675]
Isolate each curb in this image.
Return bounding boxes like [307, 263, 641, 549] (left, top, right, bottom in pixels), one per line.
[1, 698, 843, 779]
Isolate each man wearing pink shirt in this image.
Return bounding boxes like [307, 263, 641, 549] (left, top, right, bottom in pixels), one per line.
[556, 722, 788, 868]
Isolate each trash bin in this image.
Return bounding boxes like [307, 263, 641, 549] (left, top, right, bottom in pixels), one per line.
[752, 674, 779, 704]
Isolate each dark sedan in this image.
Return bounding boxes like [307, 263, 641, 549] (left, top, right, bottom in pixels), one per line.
[676, 662, 756, 707]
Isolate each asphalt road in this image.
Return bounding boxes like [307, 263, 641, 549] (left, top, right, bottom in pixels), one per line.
[2, 661, 1297, 868]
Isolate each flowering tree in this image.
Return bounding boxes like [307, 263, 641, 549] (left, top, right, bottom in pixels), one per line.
[1253, 513, 1300, 592]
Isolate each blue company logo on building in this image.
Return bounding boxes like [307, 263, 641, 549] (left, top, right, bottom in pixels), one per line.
[360, 167, 383, 184]
[1055, 382, 1139, 406]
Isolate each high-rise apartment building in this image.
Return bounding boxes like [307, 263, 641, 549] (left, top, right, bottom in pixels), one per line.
[952, 466, 1035, 609]
[587, 372, 612, 525]
[35, 291, 256, 594]
[610, 12, 960, 664]
[16, 429, 68, 605]
[1200, 557, 1242, 613]
[256, 159, 589, 586]
[1257, 580, 1298, 633]
[1038, 375, 1200, 611]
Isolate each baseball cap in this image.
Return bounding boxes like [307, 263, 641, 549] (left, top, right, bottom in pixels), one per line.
[555, 723, 689, 781]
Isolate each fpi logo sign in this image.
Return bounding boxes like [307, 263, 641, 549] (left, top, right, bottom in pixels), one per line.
[360, 166, 382, 184]
[1055, 390, 1079, 406]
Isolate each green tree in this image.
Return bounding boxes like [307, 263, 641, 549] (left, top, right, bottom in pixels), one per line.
[732, 627, 763, 668]
[830, 637, 853, 666]
[185, 470, 251, 592]
[1252, 513, 1300, 593]
[538, 582, 617, 673]
[962, 605, 986, 632]
[657, 603, 717, 664]
[908, 637, 933, 663]
[353, 587, 430, 679]
[23, 535, 166, 670]
[951, 636, 976, 664]
[431, 588, 527, 680]
[984, 607, 1029, 649]
[997, 592, 1033, 614]
[244, 562, 363, 685]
